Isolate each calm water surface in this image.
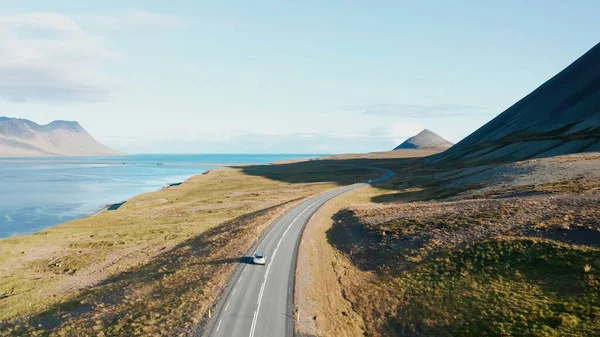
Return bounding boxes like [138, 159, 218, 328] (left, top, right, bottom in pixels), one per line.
[0, 154, 321, 238]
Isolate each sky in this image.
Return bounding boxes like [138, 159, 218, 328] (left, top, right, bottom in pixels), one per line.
[0, 1, 598, 154]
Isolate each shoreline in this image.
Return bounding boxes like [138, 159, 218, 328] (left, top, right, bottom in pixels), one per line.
[1, 155, 329, 241]
[0, 154, 319, 240]
[0, 169, 214, 241]
[0, 155, 384, 334]
[88, 168, 213, 218]
[90, 172, 210, 216]
[59, 157, 317, 232]
[0, 159, 238, 166]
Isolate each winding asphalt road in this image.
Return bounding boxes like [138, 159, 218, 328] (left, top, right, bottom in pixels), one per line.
[203, 167, 394, 337]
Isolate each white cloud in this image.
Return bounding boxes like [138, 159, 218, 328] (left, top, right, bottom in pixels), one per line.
[74, 11, 186, 31]
[0, 11, 185, 103]
[0, 12, 126, 103]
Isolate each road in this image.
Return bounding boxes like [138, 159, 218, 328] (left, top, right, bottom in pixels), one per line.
[204, 168, 394, 337]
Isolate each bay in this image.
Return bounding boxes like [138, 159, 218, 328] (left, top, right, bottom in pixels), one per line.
[0, 154, 321, 238]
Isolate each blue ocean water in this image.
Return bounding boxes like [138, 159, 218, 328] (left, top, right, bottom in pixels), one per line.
[0, 154, 322, 239]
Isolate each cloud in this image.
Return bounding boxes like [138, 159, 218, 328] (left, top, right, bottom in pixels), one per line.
[0, 11, 186, 103]
[355, 103, 483, 118]
[74, 11, 186, 31]
[0, 12, 127, 103]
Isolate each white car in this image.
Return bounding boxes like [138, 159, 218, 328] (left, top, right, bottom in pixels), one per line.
[252, 252, 266, 265]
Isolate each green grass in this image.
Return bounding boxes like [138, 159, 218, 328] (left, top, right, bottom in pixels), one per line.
[377, 238, 600, 337]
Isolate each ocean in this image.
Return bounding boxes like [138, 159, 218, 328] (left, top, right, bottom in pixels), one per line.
[0, 154, 322, 239]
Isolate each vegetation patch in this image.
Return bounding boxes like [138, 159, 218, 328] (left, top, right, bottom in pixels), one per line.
[374, 238, 600, 337]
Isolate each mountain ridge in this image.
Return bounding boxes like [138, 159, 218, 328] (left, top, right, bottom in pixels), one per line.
[433, 42, 600, 165]
[0, 117, 124, 157]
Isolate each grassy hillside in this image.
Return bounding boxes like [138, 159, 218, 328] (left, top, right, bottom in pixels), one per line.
[296, 154, 600, 337]
[382, 238, 600, 336]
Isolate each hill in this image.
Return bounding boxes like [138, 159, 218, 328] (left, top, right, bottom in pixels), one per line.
[394, 129, 453, 150]
[295, 43, 600, 337]
[434, 42, 600, 165]
[0, 117, 123, 157]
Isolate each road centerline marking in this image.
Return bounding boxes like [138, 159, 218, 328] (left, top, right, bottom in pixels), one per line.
[249, 311, 257, 337]
[248, 198, 322, 337]
[257, 281, 266, 304]
[209, 169, 395, 337]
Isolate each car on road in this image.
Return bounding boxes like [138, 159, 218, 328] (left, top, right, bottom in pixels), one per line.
[252, 252, 266, 265]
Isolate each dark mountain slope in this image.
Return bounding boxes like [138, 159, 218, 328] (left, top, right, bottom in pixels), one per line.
[433, 42, 600, 165]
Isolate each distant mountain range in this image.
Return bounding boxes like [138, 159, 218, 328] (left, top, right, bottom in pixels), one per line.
[0, 117, 123, 157]
[394, 129, 454, 150]
[434, 42, 600, 165]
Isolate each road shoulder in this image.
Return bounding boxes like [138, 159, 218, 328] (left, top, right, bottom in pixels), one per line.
[294, 186, 369, 337]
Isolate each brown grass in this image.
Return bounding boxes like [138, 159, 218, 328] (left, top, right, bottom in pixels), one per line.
[0, 165, 377, 336]
[298, 164, 600, 336]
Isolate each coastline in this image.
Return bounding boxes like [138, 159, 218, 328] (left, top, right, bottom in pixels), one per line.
[0, 154, 321, 239]
[0, 157, 380, 335]
[87, 168, 214, 221]
[90, 170, 212, 217]
[1, 154, 319, 241]
[74, 157, 318, 229]
[0, 169, 214, 241]
[0, 155, 319, 241]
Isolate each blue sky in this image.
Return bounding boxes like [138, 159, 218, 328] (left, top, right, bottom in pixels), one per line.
[0, 1, 598, 154]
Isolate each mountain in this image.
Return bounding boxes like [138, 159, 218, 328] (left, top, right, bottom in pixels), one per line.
[434, 42, 600, 165]
[0, 117, 124, 157]
[394, 129, 454, 150]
